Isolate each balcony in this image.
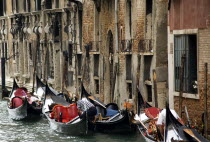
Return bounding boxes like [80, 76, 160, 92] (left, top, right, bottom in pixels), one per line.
[88, 41, 100, 53]
[138, 39, 153, 55]
[121, 39, 132, 53]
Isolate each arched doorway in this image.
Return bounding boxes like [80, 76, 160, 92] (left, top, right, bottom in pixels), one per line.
[104, 30, 114, 103]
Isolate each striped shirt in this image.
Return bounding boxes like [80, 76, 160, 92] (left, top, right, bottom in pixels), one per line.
[77, 98, 95, 111]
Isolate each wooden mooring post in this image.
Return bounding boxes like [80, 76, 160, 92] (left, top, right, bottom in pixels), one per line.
[179, 54, 186, 118]
[153, 70, 158, 108]
[0, 57, 5, 100]
[204, 63, 208, 137]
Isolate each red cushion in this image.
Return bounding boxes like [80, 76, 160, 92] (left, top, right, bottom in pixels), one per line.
[52, 104, 78, 122]
[12, 97, 24, 108]
[144, 107, 161, 119]
[67, 103, 78, 119]
[14, 89, 27, 97]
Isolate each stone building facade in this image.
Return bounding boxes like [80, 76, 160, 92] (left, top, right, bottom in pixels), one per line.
[168, 0, 210, 131]
[0, 0, 168, 112]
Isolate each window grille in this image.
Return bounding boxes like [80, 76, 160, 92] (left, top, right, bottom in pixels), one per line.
[174, 35, 197, 94]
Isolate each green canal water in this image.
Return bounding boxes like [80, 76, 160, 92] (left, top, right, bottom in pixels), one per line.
[0, 101, 146, 142]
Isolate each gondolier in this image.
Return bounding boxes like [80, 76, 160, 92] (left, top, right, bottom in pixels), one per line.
[77, 97, 97, 121]
[156, 108, 184, 135]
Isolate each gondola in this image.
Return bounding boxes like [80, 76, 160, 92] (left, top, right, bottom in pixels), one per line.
[27, 76, 46, 115]
[7, 77, 46, 120]
[7, 79, 28, 120]
[165, 105, 209, 142]
[135, 90, 209, 142]
[42, 84, 88, 135]
[81, 84, 134, 133]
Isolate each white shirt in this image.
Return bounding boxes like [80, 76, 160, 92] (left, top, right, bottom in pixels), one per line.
[156, 109, 180, 125]
[77, 98, 94, 111]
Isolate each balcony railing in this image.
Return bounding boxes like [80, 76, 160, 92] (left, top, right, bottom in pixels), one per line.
[138, 39, 153, 54]
[121, 39, 132, 52]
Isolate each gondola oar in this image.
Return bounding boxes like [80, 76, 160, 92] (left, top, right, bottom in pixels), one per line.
[134, 114, 148, 130]
[183, 129, 201, 142]
[88, 96, 106, 109]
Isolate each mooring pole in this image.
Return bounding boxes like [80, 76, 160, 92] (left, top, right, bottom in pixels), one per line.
[1, 57, 5, 100]
[179, 54, 186, 118]
[153, 69, 158, 108]
[204, 63, 208, 137]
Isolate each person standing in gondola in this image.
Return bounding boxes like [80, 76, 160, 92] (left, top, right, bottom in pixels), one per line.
[156, 109, 184, 136]
[77, 97, 97, 121]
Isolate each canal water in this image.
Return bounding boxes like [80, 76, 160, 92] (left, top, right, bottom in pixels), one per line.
[0, 101, 146, 142]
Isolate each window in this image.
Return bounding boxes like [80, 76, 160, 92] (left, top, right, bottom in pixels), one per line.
[146, 0, 153, 41]
[78, 10, 83, 51]
[45, 0, 52, 9]
[0, 0, 6, 16]
[35, 0, 41, 11]
[126, 55, 132, 80]
[77, 54, 82, 76]
[94, 79, 99, 94]
[94, 54, 100, 94]
[26, 0, 31, 12]
[125, 0, 132, 39]
[55, 0, 59, 8]
[0, 0, 3, 16]
[144, 56, 152, 81]
[146, 0, 153, 15]
[146, 85, 152, 102]
[174, 35, 197, 94]
[29, 43, 32, 61]
[127, 83, 132, 99]
[94, 54, 99, 77]
[68, 43, 73, 65]
[12, 0, 16, 13]
[54, 14, 61, 42]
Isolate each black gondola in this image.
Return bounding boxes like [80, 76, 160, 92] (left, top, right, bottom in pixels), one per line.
[42, 84, 88, 135]
[81, 84, 134, 133]
[165, 105, 209, 142]
[135, 90, 210, 142]
[27, 76, 46, 114]
[7, 77, 46, 120]
[7, 79, 28, 120]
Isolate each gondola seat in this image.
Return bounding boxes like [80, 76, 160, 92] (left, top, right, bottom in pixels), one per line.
[11, 96, 24, 108]
[51, 104, 79, 123]
[66, 103, 78, 119]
